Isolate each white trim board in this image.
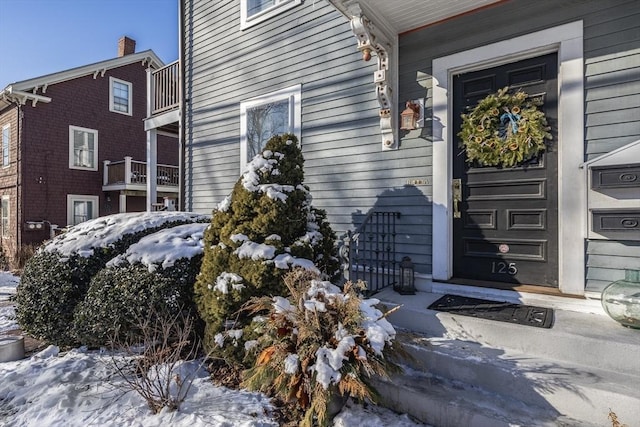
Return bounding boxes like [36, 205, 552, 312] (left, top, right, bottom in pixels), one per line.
[431, 20, 586, 296]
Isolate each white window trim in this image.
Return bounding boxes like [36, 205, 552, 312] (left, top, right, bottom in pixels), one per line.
[431, 20, 585, 296]
[239, 84, 301, 172]
[109, 76, 133, 116]
[1, 124, 9, 167]
[1, 195, 9, 238]
[240, 0, 301, 30]
[69, 125, 99, 171]
[67, 194, 99, 226]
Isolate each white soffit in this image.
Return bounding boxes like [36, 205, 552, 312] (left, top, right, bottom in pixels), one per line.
[359, 0, 504, 33]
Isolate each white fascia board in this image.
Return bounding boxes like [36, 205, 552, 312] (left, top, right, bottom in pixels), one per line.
[5, 50, 165, 93]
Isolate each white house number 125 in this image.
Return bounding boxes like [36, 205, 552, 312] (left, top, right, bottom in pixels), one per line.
[491, 261, 517, 275]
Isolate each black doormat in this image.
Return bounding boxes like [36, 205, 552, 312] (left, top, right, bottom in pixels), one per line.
[428, 294, 554, 328]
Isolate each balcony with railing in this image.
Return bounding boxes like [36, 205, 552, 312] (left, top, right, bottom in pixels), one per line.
[150, 60, 180, 117]
[102, 157, 179, 194]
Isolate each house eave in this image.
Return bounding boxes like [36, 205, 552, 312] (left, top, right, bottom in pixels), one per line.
[328, 0, 505, 35]
[2, 50, 164, 96]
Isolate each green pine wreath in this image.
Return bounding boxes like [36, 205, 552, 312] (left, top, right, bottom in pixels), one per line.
[458, 87, 552, 168]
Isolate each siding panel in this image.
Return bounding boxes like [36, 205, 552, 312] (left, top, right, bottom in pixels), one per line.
[185, 0, 434, 274]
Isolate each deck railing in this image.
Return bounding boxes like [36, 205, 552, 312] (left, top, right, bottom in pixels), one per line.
[103, 157, 179, 187]
[151, 60, 180, 115]
[340, 211, 401, 295]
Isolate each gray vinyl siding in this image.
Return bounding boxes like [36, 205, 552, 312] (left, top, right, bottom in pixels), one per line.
[184, 0, 433, 273]
[399, 0, 640, 289]
[587, 241, 640, 293]
[185, 0, 639, 285]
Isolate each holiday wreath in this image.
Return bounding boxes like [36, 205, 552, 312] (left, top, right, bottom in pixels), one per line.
[458, 87, 552, 168]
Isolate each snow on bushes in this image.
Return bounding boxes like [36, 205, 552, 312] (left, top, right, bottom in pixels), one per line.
[16, 212, 208, 346]
[73, 223, 209, 347]
[194, 134, 340, 363]
[242, 270, 401, 427]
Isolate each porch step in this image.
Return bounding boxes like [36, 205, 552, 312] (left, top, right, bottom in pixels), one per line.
[378, 288, 640, 373]
[374, 289, 640, 427]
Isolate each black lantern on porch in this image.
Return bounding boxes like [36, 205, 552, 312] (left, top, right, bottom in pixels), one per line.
[395, 256, 416, 295]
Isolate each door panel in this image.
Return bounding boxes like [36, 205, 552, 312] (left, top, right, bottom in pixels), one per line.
[452, 53, 558, 287]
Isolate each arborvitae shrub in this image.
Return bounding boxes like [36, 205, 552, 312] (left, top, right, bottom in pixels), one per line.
[16, 212, 208, 346]
[73, 223, 208, 347]
[194, 134, 340, 363]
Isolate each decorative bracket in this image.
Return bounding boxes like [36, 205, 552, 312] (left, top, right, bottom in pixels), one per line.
[330, 1, 397, 150]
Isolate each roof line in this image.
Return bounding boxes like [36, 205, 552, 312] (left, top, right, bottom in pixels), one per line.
[3, 50, 165, 93]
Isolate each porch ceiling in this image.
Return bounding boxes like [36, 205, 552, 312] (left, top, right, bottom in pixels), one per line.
[354, 0, 503, 34]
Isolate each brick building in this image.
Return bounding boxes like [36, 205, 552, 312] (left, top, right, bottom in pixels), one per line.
[0, 37, 179, 264]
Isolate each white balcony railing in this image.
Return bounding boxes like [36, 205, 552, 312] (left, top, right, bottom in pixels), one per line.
[103, 157, 179, 187]
[151, 60, 180, 116]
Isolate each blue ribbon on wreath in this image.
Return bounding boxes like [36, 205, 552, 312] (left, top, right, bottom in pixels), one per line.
[499, 112, 520, 139]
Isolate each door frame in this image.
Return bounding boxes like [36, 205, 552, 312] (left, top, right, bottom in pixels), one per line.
[431, 21, 586, 295]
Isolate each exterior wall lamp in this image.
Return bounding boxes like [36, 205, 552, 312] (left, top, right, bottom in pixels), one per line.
[400, 101, 422, 130]
[395, 256, 416, 295]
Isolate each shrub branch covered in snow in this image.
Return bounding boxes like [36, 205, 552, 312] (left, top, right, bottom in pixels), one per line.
[194, 134, 340, 363]
[74, 223, 208, 347]
[15, 212, 208, 346]
[242, 270, 402, 427]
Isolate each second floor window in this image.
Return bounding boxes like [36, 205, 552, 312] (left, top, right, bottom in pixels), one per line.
[69, 126, 98, 171]
[1, 124, 9, 167]
[110, 77, 132, 115]
[241, 0, 300, 29]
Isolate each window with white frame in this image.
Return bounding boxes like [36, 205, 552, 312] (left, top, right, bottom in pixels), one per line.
[69, 126, 98, 170]
[240, 84, 301, 171]
[67, 195, 99, 226]
[1, 196, 9, 238]
[2, 124, 9, 167]
[109, 77, 132, 115]
[241, 0, 301, 29]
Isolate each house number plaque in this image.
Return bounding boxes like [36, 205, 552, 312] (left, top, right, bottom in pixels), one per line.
[491, 261, 518, 275]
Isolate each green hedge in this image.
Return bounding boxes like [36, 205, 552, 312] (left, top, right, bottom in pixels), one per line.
[73, 223, 207, 346]
[16, 212, 208, 346]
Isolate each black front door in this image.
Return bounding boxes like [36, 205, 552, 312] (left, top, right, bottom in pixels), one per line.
[452, 53, 559, 287]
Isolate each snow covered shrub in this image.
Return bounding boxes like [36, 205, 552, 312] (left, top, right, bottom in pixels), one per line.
[194, 134, 340, 362]
[242, 269, 402, 427]
[16, 212, 208, 346]
[73, 223, 208, 347]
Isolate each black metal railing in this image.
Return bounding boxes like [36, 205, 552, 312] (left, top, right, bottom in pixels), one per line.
[341, 211, 400, 295]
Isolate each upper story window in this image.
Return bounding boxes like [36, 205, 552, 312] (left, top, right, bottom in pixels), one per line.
[1, 196, 9, 238]
[1, 124, 9, 167]
[109, 77, 132, 115]
[239, 84, 301, 171]
[241, 0, 301, 29]
[67, 194, 99, 226]
[69, 125, 98, 171]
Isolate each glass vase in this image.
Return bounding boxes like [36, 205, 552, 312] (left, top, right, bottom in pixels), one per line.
[601, 269, 640, 329]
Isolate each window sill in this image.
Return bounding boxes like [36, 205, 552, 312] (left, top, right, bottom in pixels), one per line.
[241, 0, 301, 30]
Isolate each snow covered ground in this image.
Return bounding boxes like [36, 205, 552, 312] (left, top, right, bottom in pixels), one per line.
[0, 272, 425, 426]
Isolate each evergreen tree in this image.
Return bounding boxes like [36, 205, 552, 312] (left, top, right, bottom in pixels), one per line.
[194, 134, 339, 363]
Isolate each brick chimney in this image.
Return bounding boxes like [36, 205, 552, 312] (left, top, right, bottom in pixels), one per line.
[118, 36, 136, 57]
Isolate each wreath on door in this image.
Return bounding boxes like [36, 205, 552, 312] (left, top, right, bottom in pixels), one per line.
[458, 87, 552, 168]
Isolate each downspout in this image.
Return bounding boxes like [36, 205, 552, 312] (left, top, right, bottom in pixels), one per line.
[178, 0, 186, 212]
[15, 101, 24, 253]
